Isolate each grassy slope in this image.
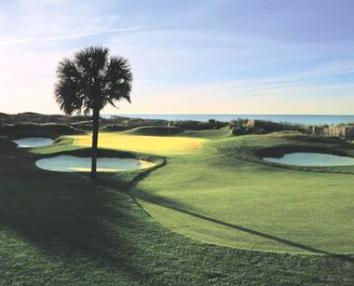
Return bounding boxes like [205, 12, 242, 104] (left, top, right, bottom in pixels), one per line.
[1, 130, 354, 284]
[69, 129, 354, 254]
[135, 132, 354, 254]
[124, 126, 183, 136]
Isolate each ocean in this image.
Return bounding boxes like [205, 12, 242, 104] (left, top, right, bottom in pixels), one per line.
[104, 114, 354, 126]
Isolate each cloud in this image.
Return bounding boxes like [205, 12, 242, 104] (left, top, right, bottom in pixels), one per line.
[0, 27, 143, 46]
[0, 0, 353, 114]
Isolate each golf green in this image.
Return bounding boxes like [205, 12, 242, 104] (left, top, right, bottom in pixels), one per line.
[2, 128, 354, 285]
[84, 130, 354, 254]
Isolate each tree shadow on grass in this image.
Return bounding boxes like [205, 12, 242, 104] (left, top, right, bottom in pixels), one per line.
[2, 136, 354, 285]
[134, 189, 354, 263]
[0, 139, 153, 283]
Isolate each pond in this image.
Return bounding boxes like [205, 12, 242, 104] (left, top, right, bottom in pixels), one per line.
[36, 155, 155, 172]
[13, 137, 54, 148]
[263, 152, 354, 167]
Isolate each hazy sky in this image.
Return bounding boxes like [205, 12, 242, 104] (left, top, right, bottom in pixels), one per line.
[0, 0, 354, 115]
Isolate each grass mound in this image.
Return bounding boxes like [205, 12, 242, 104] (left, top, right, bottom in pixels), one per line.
[181, 127, 233, 139]
[0, 123, 83, 139]
[125, 126, 183, 136]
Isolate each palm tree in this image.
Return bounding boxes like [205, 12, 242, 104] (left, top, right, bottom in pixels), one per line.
[55, 46, 133, 179]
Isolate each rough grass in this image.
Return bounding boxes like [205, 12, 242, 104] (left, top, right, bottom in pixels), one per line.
[0, 123, 82, 139]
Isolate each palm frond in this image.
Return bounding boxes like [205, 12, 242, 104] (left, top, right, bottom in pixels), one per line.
[54, 47, 132, 115]
[102, 56, 133, 106]
[54, 59, 83, 115]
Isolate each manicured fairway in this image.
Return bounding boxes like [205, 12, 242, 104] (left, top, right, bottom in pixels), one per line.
[1, 129, 354, 285]
[136, 144, 354, 254]
[72, 132, 206, 156]
[136, 133, 354, 254]
[72, 130, 354, 254]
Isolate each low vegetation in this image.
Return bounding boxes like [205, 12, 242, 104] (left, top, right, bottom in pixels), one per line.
[0, 123, 83, 139]
[1, 122, 354, 285]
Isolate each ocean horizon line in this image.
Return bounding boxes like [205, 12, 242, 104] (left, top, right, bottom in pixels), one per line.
[108, 113, 354, 116]
[102, 113, 354, 126]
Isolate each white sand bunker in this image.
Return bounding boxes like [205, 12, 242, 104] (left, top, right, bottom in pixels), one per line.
[13, 137, 54, 148]
[264, 152, 354, 167]
[36, 155, 155, 172]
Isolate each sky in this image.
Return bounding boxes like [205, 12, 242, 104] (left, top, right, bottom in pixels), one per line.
[0, 0, 354, 115]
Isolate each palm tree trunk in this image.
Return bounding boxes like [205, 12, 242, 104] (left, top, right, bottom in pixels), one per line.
[91, 107, 100, 179]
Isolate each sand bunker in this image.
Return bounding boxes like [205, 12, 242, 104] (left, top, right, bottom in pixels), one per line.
[36, 155, 155, 172]
[13, 137, 54, 148]
[263, 152, 354, 167]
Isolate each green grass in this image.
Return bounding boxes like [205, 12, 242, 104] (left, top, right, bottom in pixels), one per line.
[63, 130, 354, 253]
[1, 123, 82, 139]
[135, 132, 354, 254]
[71, 131, 206, 156]
[124, 126, 183, 136]
[1, 130, 354, 285]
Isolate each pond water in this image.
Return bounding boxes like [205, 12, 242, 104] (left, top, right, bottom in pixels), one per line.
[36, 155, 155, 172]
[13, 137, 54, 148]
[263, 152, 354, 167]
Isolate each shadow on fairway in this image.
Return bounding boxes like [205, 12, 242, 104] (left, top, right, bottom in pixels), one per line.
[3, 137, 354, 285]
[0, 138, 152, 280]
[134, 190, 354, 263]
